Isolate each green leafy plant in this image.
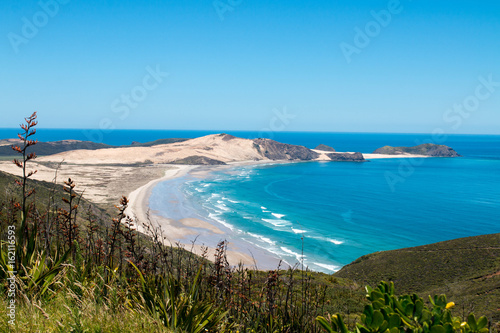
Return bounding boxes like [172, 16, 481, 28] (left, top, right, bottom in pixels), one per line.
[0, 113, 70, 301]
[317, 281, 490, 333]
[131, 262, 229, 332]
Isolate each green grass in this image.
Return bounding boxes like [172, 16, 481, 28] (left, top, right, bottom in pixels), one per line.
[0, 293, 171, 332]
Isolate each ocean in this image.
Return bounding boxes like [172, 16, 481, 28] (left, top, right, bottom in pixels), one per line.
[1, 129, 499, 272]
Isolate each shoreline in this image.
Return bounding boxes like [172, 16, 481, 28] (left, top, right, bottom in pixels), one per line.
[124, 155, 434, 270]
[125, 164, 196, 229]
[126, 161, 289, 270]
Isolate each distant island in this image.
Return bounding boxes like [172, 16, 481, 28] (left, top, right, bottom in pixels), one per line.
[314, 144, 336, 152]
[373, 143, 461, 157]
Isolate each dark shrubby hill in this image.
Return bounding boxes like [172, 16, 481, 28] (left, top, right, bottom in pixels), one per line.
[129, 138, 189, 147]
[373, 143, 461, 157]
[334, 234, 500, 322]
[0, 138, 189, 157]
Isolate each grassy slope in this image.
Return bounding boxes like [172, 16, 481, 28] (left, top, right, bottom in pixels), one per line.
[334, 234, 500, 322]
[0, 295, 171, 333]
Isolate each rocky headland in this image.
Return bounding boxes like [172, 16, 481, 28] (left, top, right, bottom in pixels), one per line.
[326, 152, 365, 162]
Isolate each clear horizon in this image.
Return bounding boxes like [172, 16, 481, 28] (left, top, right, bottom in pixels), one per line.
[2, 127, 500, 137]
[2, 0, 499, 135]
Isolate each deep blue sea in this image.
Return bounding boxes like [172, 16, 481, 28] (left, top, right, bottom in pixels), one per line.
[2, 129, 499, 272]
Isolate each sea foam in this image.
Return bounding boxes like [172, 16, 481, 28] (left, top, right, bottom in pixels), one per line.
[280, 246, 305, 261]
[313, 262, 339, 272]
[247, 232, 276, 245]
[328, 238, 344, 245]
[263, 218, 291, 227]
[208, 213, 234, 231]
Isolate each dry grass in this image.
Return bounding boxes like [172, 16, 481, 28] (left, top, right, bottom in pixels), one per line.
[0, 293, 171, 332]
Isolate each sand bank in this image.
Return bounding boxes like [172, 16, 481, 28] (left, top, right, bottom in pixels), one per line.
[362, 153, 429, 159]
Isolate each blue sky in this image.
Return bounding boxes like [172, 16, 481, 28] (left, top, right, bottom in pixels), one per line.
[1, 0, 499, 134]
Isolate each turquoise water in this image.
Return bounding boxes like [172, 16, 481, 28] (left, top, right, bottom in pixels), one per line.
[179, 157, 500, 272]
[2, 129, 499, 272]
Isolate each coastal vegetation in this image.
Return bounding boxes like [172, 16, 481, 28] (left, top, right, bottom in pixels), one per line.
[317, 281, 491, 333]
[335, 235, 500, 324]
[0, 113, 497, 332]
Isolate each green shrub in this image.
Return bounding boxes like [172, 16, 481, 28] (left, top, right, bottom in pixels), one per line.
[317, 281, 490, 333]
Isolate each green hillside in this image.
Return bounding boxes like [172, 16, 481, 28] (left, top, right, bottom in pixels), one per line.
[334, 234, 500, 322]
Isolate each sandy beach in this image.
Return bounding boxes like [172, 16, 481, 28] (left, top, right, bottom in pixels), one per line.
[124, 161, 288, 269]
[362, 153, 430, 159]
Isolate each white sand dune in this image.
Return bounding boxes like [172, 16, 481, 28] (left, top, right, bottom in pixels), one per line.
[37, 134, 263, 165]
